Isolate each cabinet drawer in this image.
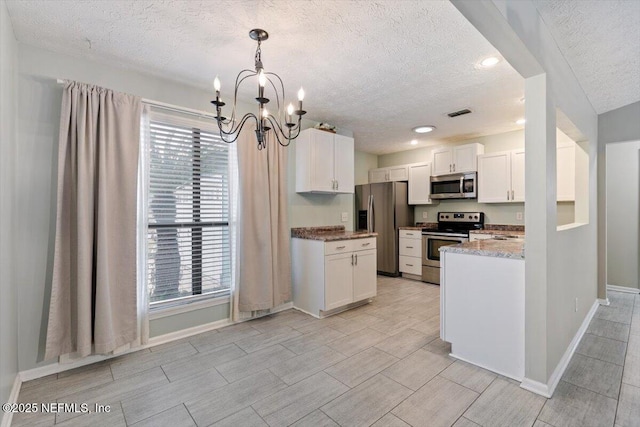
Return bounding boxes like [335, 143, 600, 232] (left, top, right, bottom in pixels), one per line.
[399, 238, 421, 257]
[399, 230, 421, 239]
[399, 256, 421, 275]
[325, 240, 354, 255]
[353, 237, 376, 252]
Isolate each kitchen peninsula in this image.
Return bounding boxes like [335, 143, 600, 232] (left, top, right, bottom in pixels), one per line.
[291, 226, 378, 318]
[440, 237, 525, 380]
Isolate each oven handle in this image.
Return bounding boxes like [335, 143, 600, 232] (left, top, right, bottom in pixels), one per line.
[459, 176, 464, 195]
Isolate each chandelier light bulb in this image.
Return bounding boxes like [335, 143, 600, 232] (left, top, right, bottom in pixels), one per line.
[287, 103, 294, 115]
[263, 108, 269, 118]
[258, 70, 267, 87]
[214, 76, 221, 92]
[298, 88, 305, 101]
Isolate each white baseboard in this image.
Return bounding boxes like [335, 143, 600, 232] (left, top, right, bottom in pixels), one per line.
[18, 303, 297, 383]
[520, 299, 599, 398]
[1, 374, 21, 427]
[20, 317, 235, 382]
[598, 298, 610, 306]
[607, 285, 640, 294]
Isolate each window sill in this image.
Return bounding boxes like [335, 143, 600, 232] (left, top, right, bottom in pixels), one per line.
[149, 294, 231, 320]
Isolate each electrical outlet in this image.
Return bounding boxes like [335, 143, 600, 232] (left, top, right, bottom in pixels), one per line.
[575, 297, 578, 312]
[341, 212, 348, 222]
[516, 212, 523, 221]
[422, 212, 428, 219]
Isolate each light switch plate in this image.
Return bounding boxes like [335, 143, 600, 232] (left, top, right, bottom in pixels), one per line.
[422, 212, 428, 219]
[341, 212, 348, 222]
[516, 212, 523, 221]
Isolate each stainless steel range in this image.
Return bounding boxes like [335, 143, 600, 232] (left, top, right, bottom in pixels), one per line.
[422, 212, 484, 284]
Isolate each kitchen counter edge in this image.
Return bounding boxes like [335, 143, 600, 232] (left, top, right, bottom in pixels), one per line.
[291, 226, 378, 241]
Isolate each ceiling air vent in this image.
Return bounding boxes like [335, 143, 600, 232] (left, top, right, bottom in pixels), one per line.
[447, 109, 472, 118]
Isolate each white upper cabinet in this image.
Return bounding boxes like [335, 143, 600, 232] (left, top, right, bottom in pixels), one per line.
[478, 150, 525, 203]
[431, 143, 484, 176]
[557, 144, 575, 201]
[511, 150, 525, 202]
[296, 128, 354, 194]
[368, 165, 409, 183]
[408, 162, 433, 205]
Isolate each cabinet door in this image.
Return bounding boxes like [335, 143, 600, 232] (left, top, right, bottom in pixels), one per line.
[325, 253, 354, 310]
[453, 144, 478, 173]
[557, 144, 575, 201]
[408, 163, 432, 204]
[431, 147, 453, 176]
[334, 134, 354, 193]
[353, 249, 377, 301]
[368, 168, 388, 183]
[310, 130, 336, 192]
[478, 152, 510, 203]
[388, 166, 408, 181]
[511, 150, 525, 202]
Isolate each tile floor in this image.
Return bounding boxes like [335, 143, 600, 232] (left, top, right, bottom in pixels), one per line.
[12, 277, 640, 427]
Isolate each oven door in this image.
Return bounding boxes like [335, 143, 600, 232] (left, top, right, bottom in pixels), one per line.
[422, 233, 468, 267]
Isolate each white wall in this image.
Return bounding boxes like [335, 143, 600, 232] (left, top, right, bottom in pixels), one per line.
[15, 44, 359, 372]
[0, 0, 19, 404]
[377, 129, 575, 225]
[453, 0, 598, 392]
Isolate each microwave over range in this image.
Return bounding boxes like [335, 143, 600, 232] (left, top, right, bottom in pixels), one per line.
[430, 172, 477, 199]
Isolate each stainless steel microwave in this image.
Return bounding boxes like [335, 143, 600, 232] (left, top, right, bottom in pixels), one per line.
[430, 172, 477, 199]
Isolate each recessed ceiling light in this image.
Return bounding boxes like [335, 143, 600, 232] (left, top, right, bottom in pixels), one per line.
[516, 118, 526, 125]
[478, 56, 500, 68]
[413, 125, 436, 134]
[410, 140, 418, 145]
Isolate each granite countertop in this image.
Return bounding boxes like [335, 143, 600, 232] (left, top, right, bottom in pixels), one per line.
[291, 226, 377, 241]
[440, 239, 525, 260]
[470, 229, 525, 237]
[399, 222, 437, 231]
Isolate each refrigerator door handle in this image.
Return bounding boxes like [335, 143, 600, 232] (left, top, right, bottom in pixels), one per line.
[369, 194, 375, 232]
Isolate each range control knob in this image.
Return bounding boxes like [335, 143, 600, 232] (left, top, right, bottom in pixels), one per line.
[468, 215, 473, 219]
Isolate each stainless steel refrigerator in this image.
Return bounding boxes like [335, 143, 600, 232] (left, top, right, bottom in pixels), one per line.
[355, 182, 414, 276]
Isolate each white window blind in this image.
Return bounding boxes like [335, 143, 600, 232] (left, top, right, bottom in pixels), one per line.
[146, 111, 231, 307]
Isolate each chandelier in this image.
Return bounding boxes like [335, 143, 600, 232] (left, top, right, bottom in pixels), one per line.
[211, 29, 307, 150]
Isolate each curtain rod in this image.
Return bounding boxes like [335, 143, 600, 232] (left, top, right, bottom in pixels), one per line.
[55, 79, 219, 121]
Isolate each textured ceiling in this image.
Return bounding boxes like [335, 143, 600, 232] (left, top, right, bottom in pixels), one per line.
[5, 0, 528, 154]
[535, 0, 640, 114]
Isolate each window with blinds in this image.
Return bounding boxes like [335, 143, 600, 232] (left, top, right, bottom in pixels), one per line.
[146, 112, 231, 307]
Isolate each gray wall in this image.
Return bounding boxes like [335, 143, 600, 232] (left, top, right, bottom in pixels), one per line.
[15, 44, 365, 372]
[600, 102, 640, 291]
[0, 0, 19, 403]
[377, 129, 575, 225]
[606, 141, 640, 290]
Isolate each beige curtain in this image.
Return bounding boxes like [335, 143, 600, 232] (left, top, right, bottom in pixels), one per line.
[45, 81, 142, 360]
[235, 128, 291, 314]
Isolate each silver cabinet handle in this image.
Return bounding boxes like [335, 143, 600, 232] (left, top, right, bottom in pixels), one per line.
[512, 190, 514, 200]
[351, 254, 354, 265]
[406, 246, 413, 249]
[336, 245, 346, 250]
[355, 254, 358, 265]
[453, 164, 456, 172]
[507, 190, 510, 200]
[449, 164, 452, 172]
[406, 263, 413, 267]
[336, 180, 338, 190]
[406, 232, 414, 236]
[362, 242, 370, 246]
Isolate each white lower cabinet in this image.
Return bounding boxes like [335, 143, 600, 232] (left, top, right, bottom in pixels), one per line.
[292, 237, 377, 317]
[399, 230, 422, 278]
